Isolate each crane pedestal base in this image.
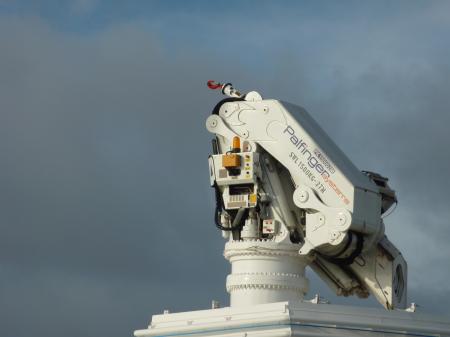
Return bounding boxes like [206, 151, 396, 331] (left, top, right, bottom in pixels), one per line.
[223, 240, 309, 307]
[134, 301, 450, 337]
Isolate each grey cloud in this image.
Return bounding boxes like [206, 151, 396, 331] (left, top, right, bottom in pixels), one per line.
[0, 17, 231, 336]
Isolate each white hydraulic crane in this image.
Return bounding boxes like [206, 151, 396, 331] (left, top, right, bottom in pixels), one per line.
[206, 81, 407, 310]
[134, 81, 450, 337]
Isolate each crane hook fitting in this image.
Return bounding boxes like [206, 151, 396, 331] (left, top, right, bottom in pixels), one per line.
[207, 80, 242, 98]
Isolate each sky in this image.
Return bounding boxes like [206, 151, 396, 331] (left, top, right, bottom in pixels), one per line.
[1, 1, 450, 336]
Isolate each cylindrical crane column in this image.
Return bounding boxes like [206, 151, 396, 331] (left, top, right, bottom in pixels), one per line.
[224, 240, 309, 307]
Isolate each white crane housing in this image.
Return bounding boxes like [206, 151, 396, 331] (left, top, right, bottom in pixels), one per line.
[134, 82, 450, 337]
[206, 83, 405, 310]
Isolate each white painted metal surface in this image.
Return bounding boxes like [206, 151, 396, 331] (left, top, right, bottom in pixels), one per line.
[205, 85, 407, 309]
[135, 301, 450, 337]
[224, 240, 309, 307]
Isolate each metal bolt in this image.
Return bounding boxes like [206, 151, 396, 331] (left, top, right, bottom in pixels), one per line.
[297, 190, 309, 203]
[209, 119, 217, 128]
[317, 213, 325, 225]
[329, 231, 341, 242]
[336, 212, 347, 226]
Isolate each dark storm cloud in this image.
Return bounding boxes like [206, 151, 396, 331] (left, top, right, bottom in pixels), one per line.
[1, 2, 450, 337]
[0, 17, 234, 337]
